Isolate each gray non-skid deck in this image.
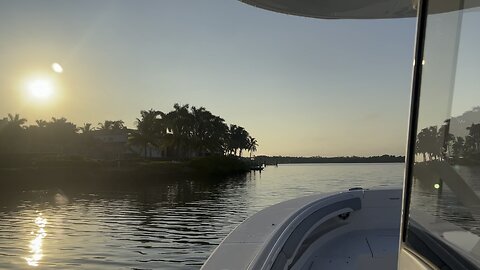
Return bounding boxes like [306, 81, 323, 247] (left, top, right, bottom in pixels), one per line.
[300, 229, 399, 270]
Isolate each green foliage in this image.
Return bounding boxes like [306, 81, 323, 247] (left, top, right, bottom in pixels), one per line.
[227, 124, 250, 156]
[97, 120, 126, 131]
[0, 113, 27, 153]
[416, 115, 480, 162]
[0, 105, 259, 168]
[133, 103, 257, 159]
[129, 109, 166, 158]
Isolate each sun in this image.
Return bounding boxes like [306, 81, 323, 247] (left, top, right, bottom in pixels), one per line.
[27, 79, 54, 101]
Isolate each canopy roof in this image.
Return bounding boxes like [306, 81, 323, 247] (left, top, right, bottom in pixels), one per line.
[240, 0, 480, 19]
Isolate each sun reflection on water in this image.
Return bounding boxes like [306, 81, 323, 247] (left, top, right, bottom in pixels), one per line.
[25, 213, 47, 267]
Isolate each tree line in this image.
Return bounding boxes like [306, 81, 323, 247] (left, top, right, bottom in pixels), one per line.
[416, 120, 480, 162]
[0, 103, 258, 159]
[255, 155, 404, 164]
[130, 104, 257, 158]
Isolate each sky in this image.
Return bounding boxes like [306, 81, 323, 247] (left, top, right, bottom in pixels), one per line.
[418, 8, 480, 130]
[0, 0, 418, 157]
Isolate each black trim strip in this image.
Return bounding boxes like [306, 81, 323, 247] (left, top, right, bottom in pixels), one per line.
[401, 0, 429, 242]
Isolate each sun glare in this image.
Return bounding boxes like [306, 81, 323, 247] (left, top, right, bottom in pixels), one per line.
[25, 213, 47, 267]
[27, 79, 54, 101]
[52, 62, 63, 73]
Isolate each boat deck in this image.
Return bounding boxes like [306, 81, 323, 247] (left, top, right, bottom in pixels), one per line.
[202, 189, 402, 270]
[297, 229, 398, 270]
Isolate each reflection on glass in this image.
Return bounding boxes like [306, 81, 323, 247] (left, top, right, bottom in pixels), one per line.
[443, 231, 480, 253]
[406, 0, 480, 267]
[25, 213, 47, 267]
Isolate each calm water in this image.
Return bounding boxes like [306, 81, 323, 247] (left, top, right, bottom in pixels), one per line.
[411, 165, 480, 235]
[0, 163, 406, 269]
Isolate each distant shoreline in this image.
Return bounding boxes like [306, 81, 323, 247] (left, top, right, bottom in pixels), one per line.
[265, 161, 404, 165]
[254, 155, 405, 165]
[0, 155, 405, 191]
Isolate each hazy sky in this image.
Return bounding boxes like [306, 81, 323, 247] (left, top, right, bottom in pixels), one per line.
[418, 8, 480, 130]
[0, 0, 418, 156]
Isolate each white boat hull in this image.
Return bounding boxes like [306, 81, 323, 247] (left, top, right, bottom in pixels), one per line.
[202, 188, 402, 270]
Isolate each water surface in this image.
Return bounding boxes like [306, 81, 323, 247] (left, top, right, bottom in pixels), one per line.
[0, 163, 405, 269]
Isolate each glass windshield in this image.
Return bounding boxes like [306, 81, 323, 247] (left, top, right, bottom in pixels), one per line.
[406, 0, 480, 267]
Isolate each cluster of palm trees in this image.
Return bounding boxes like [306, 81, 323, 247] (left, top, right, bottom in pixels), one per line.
[130, 104, 258, 158]
[416, 121, 480, 162]
[0, 114, 127, 155]
[0, 104, 259, 159]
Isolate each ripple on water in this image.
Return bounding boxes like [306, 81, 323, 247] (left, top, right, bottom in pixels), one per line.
[0, 163, 409, 269]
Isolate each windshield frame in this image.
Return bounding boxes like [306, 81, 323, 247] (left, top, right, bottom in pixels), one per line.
[400, 0, 480, 268]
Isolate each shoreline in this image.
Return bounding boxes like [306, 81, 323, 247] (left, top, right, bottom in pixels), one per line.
[0, 156, 251, 191]
[263, 161, 405, 165]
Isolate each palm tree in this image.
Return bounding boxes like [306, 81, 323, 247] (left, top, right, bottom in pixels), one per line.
[163, 104, 194, 158]
[111, 120, 126, 131]
[98, 120, 125, 131]
[228, 125, 250, 156]
[35, 120, 48, 128]
[227, 125, 238, 155]
[208, 115, 229, 155]
[467, 123, 480, 152]
[189, 106, 230, 156]
[465, 135, 476, 156]
[46, 117, 78, 154]
[98, 121, 112, 131]
[125, 104, 256, 159]
[0, 118, 7, 130]
[77, 123, 96, 157]
[25, 120, 48, 153]
[247, 136, 258, 158]
[129, 109, 165, 159]
[190, 106, 207, 155]
[438, 121, 454, 159]
[7, 113, 27, 128]
[416, 126, 439, 161]
[0, 113, 27, 153]
[79, 123, 94, 134]
[452, 136, 465, 158]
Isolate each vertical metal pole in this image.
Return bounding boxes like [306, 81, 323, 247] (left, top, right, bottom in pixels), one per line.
[400, 0, 429, 243]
